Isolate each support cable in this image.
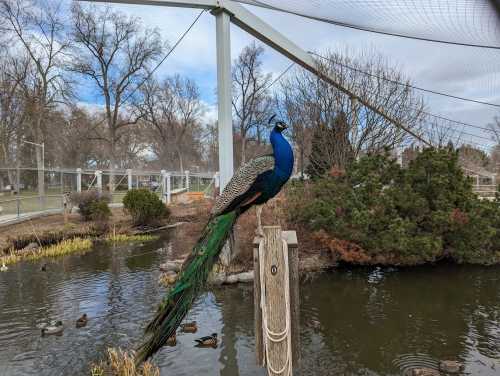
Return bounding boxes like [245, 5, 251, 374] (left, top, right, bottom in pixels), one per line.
[120, 9, 206, 106]
[309, 51, 500, 109]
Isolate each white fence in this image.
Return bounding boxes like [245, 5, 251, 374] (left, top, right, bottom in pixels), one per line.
[0, 167, 218, 225]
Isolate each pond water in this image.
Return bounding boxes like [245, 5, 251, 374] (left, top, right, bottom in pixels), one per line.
[0, 234, 499, 375]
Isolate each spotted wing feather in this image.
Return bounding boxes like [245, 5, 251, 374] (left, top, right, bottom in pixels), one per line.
[212, 155, 275, 216]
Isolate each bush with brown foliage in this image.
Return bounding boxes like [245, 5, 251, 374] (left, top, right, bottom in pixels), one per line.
[70, 191, 111, 222]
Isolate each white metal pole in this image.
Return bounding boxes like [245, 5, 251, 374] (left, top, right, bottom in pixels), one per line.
[185, 170, 190, 191]
[96, 170, 103, 194]
[215, 9, 233, 190]
[166, 172, 172, 204]
[214, 171, 220, 189]
[76, 168, 82, 192]
[161, 170, 167, 203]
[127, 169, 133, 190]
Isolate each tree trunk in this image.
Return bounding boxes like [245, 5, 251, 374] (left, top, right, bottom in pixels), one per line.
[109, 128, 116, 192]
[175, 145, 184, 172]
[241, 136, 246, 165]
[300, 144, 305, 178]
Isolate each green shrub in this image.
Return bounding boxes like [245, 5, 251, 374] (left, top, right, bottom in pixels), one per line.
[70, 191, 111, 221]
[288, 148, 500, 265]
[88, 200, 112, 222]
[122, 189, 169, 226]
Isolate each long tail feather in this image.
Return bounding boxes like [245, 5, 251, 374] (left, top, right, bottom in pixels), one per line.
[136, 211, 239, 364]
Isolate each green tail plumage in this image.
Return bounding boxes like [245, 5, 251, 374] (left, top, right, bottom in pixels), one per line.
[136, 211, 239, 364]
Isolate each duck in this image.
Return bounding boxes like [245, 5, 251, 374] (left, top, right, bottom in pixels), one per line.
[40, 263, 47, 272]
[0, 262, 7, 272]
[41, 321, 64, 336]
[166, 333, 176, 346]
[75, 314, 88, 328]
[194, 333, 217, 347]
[180, 321, 197, 333]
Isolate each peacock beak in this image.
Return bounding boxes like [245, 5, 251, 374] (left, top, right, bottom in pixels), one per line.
[277, 121, 288, 131]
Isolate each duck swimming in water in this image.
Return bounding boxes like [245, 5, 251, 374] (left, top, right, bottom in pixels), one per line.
[194, 333, 217, 348]
[41, 321, 64, 336]
[76, 314, 88, 328]
[166, 333, 176, 347]
[180, 321, 197, 333]
[0, 262, 7, 272]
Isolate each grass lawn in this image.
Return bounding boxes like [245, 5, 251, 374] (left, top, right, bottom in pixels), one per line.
[0, 183, 210, 217]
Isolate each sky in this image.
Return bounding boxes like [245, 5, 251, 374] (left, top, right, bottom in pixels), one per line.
[83, 1, 500, 150]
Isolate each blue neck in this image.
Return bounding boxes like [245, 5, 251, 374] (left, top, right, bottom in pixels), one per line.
[270, 129, 294, 179]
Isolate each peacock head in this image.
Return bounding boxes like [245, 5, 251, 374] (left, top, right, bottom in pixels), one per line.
[269, 115, 288, 133]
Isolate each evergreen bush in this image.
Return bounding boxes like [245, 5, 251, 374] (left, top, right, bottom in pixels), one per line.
[70, 191, 111, 222]
[122, 189, 169, 226]
[288, 148, 500, 265]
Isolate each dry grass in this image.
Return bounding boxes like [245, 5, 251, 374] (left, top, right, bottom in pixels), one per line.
[2, 237, 92, 265]
[104, 234, 158, 244]
[90, 348, 159, 376]
[158, 271, 177, 287]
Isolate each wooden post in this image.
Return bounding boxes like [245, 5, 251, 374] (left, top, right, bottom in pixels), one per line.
[253, 227, 299, 375]
[253, 244, 263, 365]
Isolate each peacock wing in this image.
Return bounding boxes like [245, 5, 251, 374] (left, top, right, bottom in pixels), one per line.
[212, 154, 275, 216]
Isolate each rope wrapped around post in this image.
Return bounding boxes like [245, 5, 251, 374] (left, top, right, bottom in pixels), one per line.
[254, 226, 299, 376]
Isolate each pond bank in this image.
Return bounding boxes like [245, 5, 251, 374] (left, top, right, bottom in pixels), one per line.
[0, 203, 199, 266]
[0, 199, 337, 272]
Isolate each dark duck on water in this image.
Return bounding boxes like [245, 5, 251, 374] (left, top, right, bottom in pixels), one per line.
[194, 333, 218, 348]
[136, 116, 294, 363]
[76, 313, 88, 328]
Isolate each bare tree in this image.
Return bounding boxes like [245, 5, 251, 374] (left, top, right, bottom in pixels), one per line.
[0, 53, 30, 190]
[173, 75, 203, 171]
[202, 120, 219, 172]
[139, 75, 203, 171]
[424, 116, 463, 148]
[71, 3, 163, 190]
[488, 115, 500, 144]
[1, 0, 71, 197]
[278, 49, 426, 174]
[232, 42, 273, 165]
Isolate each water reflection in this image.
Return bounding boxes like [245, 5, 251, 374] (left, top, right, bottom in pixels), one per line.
[0, 239, 499, 375]
[299, 266, 500, 375]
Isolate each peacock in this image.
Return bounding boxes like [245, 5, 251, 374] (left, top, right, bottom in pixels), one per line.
[136, 116, 294, 363]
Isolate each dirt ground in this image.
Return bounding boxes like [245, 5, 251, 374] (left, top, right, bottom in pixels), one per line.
[0, 198, 336, 271]
[165, 198, 336, 272]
